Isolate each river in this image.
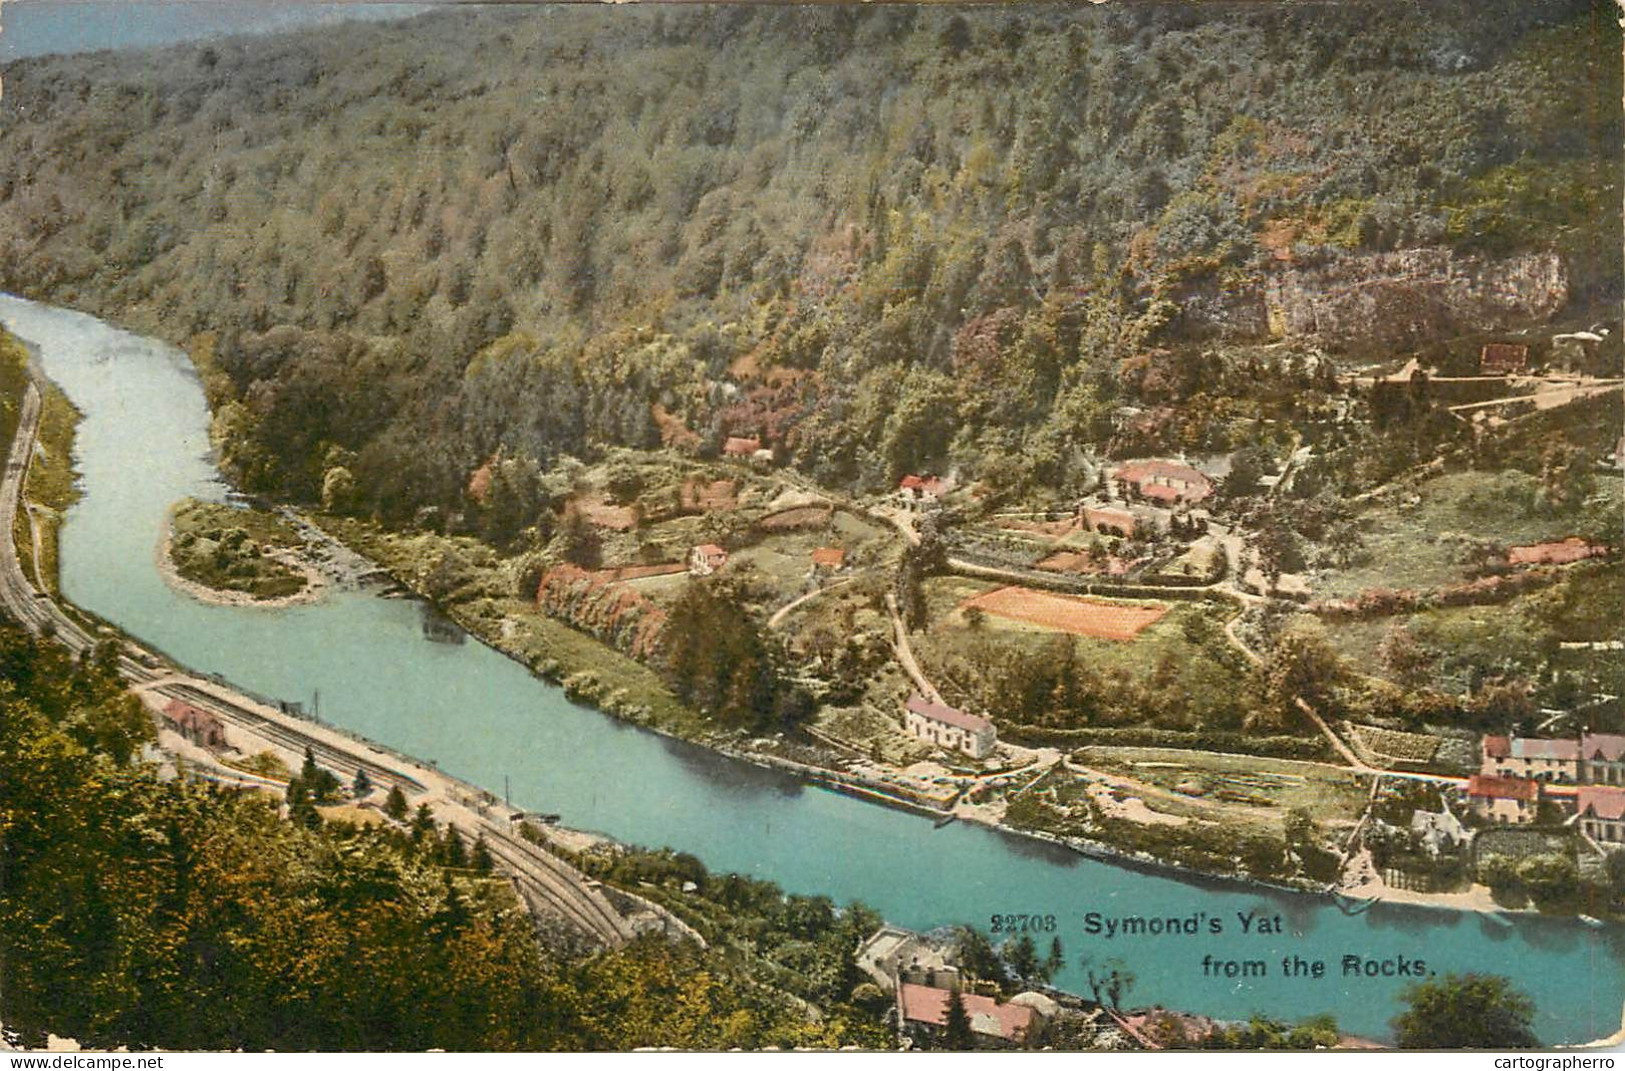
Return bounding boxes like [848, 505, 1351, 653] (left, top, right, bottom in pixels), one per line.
[3, 293, 1621, 1045]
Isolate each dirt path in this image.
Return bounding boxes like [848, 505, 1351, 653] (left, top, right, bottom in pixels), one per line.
[884, 591, 943, 704]
[767, 577, 851, 630]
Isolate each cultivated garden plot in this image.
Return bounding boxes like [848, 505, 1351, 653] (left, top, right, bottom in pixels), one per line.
[960, 585, 1169, 641]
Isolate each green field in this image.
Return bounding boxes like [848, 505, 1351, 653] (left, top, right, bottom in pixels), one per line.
[1315, 469, 1622, 599]
[1072, 746, 1370, 825]
[1324, 559, 1625, 695]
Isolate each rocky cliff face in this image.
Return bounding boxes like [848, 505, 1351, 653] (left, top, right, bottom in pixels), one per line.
[1261, 248, 1569, 350]
[1169, 248, 1570, 351]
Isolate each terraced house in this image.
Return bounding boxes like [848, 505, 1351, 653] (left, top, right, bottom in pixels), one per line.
[1480, 736, 1581, 783]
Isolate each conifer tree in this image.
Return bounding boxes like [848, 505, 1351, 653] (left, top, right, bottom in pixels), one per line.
[942, 990, 975, 1051]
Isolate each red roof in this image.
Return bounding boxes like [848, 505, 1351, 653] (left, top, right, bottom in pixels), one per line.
[1112, 460, 1213, 500]
[1579, 786, 1625, 821]
[905, 694, 992, 735]
[1140, 483, 1183, 503]
[1468, 775, 1539, 802]
[899, 984, 1033, 1043]
[692, 544, 726, 558]
[1583, 733, 1625, 763]
[899, 474, 945, 494]
[723, 436, 761, 456]
[1483, 735, 1511, 760]
[811, 547, 846, 568]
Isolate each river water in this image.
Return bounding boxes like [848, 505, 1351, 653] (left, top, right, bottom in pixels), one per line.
[3, 293, 1621, 1045]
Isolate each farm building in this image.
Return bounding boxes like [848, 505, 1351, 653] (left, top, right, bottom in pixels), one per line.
[722, 436, 761, 457]
[687, 544, 728, 576]
[1111, 460, 1213, 505]
[1577, 786, 1625, 848]
[810, 547, 846, 573]
[162, 699, 228, 751]
[1467, 774, 1540, 825]
[903, 693, 996, 759]
[898, 983, 1040, 1048]
[1480, 342, 1530, 374]
[1583, 733, 1625, 786]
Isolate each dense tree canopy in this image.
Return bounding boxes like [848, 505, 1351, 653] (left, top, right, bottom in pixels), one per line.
[1392, 973, 1540, 1050]
[0, 1, 1615, 520]
[0, 622, 879, 1050]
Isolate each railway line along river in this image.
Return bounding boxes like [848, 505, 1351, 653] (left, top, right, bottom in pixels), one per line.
[3, 293, 1621, 1045]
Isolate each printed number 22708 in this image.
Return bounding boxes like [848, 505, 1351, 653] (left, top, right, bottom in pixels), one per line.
[990, 914, 1057, 933]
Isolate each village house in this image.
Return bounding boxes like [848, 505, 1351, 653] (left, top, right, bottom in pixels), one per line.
[1467, 774, 1540, 825]
[903, 693, 996, 759]
[687, 543, 728, 576]
[1577, 786, 1625, 848]
[810, 546, 846, 575]
[1410, 805, 1468, 856]
[161, 699, 228, 751]
[1110, 460, 1214, 505]
[1480, 342, 1530, 375]
[897, 474, 950, 507]
[1583, 733, 1625, 786]
[898, 983, 1040, 1048]
[1480, 736, 1580, 783]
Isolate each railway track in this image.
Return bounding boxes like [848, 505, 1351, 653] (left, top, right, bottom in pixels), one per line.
[0, 362, 633, 948]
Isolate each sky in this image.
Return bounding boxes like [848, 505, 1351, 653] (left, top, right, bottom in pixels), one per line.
[0, 1, 433, 62]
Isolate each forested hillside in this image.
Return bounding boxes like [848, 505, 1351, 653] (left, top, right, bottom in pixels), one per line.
[0, 1, 1617, 517]
[0, 623, 887, 1050]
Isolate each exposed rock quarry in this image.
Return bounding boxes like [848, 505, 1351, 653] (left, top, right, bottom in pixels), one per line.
[1172, 248, 1570, 350]
[1262, 248, 1569, 349]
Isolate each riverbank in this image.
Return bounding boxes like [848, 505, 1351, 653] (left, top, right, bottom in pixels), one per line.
[299, 510, 1537, 920]
[1, 330, 79, 597]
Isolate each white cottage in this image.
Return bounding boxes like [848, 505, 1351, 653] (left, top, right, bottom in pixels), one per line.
[904, 694, 996, 759]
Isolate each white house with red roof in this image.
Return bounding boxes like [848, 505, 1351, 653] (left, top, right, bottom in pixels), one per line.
[1467, 774, 1540, 825]
[1111, 460, 1214, 505]
[897, 474, 952, 507]
[898, 983, 1038, 1047]
[687, 543, 728, 576]
[903, 693, 996, 759]
[1582, 733, 1625, 786]
[1578, 786, 1625, 848]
